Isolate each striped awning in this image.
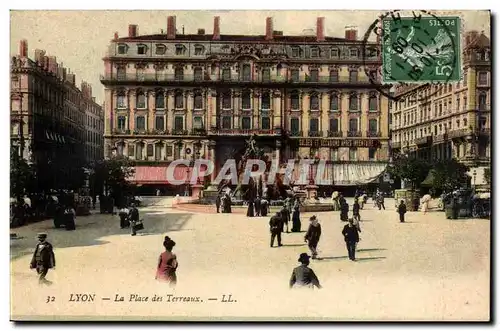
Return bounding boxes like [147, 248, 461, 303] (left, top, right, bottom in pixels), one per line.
[129, 165, 205, 184]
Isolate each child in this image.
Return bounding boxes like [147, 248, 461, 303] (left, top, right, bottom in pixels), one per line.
[304, 215, 322, 259]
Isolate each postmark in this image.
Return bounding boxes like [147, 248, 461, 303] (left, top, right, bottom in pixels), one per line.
[361, 10, 461, 102]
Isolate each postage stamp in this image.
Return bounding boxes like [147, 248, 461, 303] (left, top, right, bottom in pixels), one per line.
[381, 14, 461, 83]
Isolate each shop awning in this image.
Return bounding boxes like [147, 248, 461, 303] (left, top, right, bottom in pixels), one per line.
[130, 165, 205, 185]
[332, 163, 388, 186]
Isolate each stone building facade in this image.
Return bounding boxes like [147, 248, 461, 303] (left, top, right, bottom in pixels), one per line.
[10, 40, 104, 191]
[390, 31, 491, 186]
[101, 17, 390, 193]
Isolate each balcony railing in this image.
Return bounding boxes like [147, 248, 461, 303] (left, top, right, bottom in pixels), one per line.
[327, 130, 343, 138]
[366, 131, 381, 137]
[448, 128, 471, 139]
[347, 131, 362, 137]
[113, 129, 131, 134]
[288, 130, 303, 137]
[209, 128, 280, 135]
[191, 128, 207, 136]
[172, 129, 189, 136]
[414, 136, 432, 145]
[100, 73, 376, 85]
[308, 131, 323, 137]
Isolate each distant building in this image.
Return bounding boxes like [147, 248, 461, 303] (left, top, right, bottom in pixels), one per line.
[390, 31, 491, 186]
[10, 40, 104, 191]
[101, 16, 390, 194]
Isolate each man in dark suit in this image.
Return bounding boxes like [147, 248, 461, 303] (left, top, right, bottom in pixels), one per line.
[269, 211, 283, 248]
[289, 253, 321, 289]
[254, 196, 261, 217]
[342, 218, 360, 261]
[129, 203, 140, 236]
[215, 195, 221, 213]
[30, 233, 56, 285]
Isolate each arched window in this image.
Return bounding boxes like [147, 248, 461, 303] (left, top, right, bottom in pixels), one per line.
[116, 91, 126, 108]
[242, 64, 251, 81]
[194, 67, 203, 81]
[242, 90, 251, 109]
[174, 67, 184, 80]
[349, 93, 358, 110]
[174, 91, 184, 109]
[478, 92, 487, 110]
[310, 93, 319, 110]
[262, 92, 271, 110]
[329, 93, 339, 111]
[369, 93, 378, 111]
[194, 91, 203, 109]
[291, 91, 300, 110]
[136, 91, 146, 109]
[155, 91, 165, 109]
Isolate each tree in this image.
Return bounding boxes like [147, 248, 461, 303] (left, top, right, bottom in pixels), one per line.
[431, 159, 470, 193]
[93, 156, 136, 207]
[484, 168, 491, 187]
[10, 147, 35, 199]
[387, 153, 431, 190]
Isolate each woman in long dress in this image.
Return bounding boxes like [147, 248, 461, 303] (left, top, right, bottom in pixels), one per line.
[291, 199, 301, 232]
[155, 236, 178, 286]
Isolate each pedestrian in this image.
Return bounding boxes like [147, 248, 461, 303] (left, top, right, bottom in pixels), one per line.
[260, 197, 269, 217]
[225, 193, 232, 213]
[155, 236, 178, 286]
[353, 198, 361, 223]
[289, 253, 321, 289]
[269, 211, 283, 247]
[378, 192, 386, 210]
[304, 216, 322, 259]
[340, 199, 349, 222]
[118, 206, 130, 229]
[30, 233, 56, 285]
[64, 205, 76, 230]
[246, 198, 255, 217]
[129, 203, 140, 236]
[215, 194, 221, 213]
[397, 199, 407, 223]
[291, 199, 301, 232]
[254, 196, 261, 217]
[420, 194, 431, 214]
[281, 205, 290, 233]
[342, 218, 360, 261]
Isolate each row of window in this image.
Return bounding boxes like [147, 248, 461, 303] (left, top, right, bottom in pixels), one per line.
[115, 65, 366, 83]
[117, 43, 362, 59]
[116, 90, 378, 112]
[86, 131, 103, 145]
[116, 114, 379, 134]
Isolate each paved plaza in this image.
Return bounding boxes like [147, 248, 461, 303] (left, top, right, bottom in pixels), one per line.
[10, 198, 490, 321]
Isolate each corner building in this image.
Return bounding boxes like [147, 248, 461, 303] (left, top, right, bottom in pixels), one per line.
[390, 31, 491, 187]
[101, 16, 390, 194]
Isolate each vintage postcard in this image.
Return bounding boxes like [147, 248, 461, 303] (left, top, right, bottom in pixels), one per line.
[9, 9, 491, 321]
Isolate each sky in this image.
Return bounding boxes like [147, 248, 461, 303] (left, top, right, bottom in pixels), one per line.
[10, 10, 491, 104]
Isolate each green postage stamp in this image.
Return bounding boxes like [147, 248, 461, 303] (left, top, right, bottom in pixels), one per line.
[382, 16, 461, 83]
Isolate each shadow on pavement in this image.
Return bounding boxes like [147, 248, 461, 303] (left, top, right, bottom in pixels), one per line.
[357, 248, 387, 252]
[281, 244, 307, 247]
[10, 210, 193, 261]
[355, 257, 387, 262]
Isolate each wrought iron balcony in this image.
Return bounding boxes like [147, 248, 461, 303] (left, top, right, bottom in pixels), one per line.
[327, 130, 343, 138]
[172, 129, 189, 136]
[113, 129, 130, 135]
[414, 136, 432, 145]
[366, 131, 381, 137]
[288, 130, 303, 137]
[150, 129, 169, 135]
[133, 129, 148, 135]
[100, 73, 376, 86]
[191, 128, 207, 136]
[347, 131, 362, 137]
[209, 128, 279, 136]
[308, 131, 323, 137]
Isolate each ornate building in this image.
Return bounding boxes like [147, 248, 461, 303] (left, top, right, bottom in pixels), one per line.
[10, 40, 104, 191]
[390, 31, 491, 186]
[101, 17, 390, 194]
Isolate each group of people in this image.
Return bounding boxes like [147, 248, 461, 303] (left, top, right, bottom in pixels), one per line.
[118, 203, 142, 236]
[245, 196, 270, 217]
[268, 196, 303, 247]
[215, 192, 232, 214]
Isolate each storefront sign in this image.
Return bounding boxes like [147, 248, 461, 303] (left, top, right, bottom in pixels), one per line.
[298, 138, 377, 148]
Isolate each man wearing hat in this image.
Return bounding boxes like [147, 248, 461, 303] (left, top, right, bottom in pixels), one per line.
[342, 218, 360, 261]
[289, 253, 322, 289]
[304, 215, 322, 259]
[269, 211, 283, 247]
[30, 233, 56, 285]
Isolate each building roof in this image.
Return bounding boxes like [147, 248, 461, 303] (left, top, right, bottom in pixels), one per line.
[117, 34, 357, 43]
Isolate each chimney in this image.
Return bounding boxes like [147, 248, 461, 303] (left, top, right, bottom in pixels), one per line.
[345, 27, 358, 40]
[128, 24, 138, 37]
[19, 40, 28, 57]
[197, 28, 205, 35]
[167, 16, 176, 39]
[48, 56, 57, 74]
[213, 16, 220, 40]
[316, 17, 325, 41]
[265, 17, 273, 40]
[114, 32, 119, 40]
